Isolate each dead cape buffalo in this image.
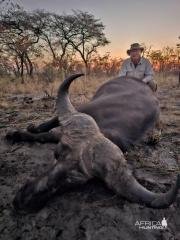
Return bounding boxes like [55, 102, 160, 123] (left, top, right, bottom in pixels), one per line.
[6, 73, 180, 212]
[26, 74, 159, 152]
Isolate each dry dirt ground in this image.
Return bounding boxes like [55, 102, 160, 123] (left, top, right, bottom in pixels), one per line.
[0, 84, 179, 240]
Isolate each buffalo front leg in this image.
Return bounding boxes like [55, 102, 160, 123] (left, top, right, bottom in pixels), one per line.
[6, 130, 59, 144]
[27, 116, 59, 133]
[13, 163, 89, 212]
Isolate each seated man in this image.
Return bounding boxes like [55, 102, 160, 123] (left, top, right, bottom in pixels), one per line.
[119, 43, 157, 91]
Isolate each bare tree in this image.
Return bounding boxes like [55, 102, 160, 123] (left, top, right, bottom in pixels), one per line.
[60, 11, 110, 74]
[0, 8, 42, 82]
[0, 7, 110, 80]
[32, 10, 75, 76]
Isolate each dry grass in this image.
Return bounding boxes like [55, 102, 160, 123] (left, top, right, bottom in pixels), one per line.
[0, 72, 179, 99]
[155, 72, 179, 87]
[0, 75, 108, 98]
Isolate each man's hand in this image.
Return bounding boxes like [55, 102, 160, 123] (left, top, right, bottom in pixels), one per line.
[147, 80, 157, 92]
[142, 78, 157, 92]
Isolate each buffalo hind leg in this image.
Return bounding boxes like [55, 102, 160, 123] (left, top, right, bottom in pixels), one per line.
[13, 163, 89, 212]
[27, 116, 59, 133]
[6, 130, 59, 144]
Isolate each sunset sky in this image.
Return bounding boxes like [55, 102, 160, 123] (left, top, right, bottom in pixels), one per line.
[20, 0, 179, 57]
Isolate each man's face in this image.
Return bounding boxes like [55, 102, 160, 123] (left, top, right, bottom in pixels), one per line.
[130, 49, 142, 62]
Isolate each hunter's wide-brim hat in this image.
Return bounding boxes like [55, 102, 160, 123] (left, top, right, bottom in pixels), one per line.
[127, 43, 144, 55]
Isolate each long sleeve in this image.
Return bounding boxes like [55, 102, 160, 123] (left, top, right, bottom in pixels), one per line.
[143, 59, 154, 83]
[119, 61, 127, 77]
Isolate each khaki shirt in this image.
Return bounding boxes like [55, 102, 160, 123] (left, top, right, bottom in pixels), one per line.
[119, 57, 154, 83]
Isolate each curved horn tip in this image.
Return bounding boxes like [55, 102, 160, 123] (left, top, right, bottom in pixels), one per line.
[150, 174, 180, 209]
[72, 73, 85, 78]
[75, 73, 85, 78]
[56, 73, 85, 114]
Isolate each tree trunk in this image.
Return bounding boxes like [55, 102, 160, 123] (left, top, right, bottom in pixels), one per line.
[24, 58, 30, 76]
[45, 36, 56, 60]
[15, 58, 20, 77]
[26, 53, 33, 77]
[20, 53, 24, 84]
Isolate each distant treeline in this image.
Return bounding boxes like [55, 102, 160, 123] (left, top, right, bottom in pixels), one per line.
[0, 4, 110, 82]
[0, 3, 179, 83]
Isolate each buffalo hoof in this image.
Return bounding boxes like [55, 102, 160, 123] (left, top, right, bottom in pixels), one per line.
[5, 130, 23, 144]
[146, 130, 161, 146]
